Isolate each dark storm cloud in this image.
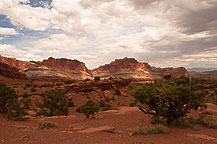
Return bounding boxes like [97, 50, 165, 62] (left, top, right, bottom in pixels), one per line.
[177, 2, 217, 34]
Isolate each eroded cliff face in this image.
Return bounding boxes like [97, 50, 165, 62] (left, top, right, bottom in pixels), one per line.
[92, 57, 153, 80]
[0, 56, 35, 71]
[0, 62, 27, 79]
[151, 67, 189, 80]
[0, 56, 189, 80]
[41, 57, 91, 79]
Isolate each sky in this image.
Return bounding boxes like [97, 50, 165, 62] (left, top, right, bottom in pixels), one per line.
[0, 0, 217, 69]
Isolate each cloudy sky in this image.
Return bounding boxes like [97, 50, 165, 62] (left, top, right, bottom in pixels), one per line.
[0, 0, 217, 69]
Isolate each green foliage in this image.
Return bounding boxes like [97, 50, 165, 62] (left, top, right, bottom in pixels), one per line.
[38, 121, 57, 129]
[25, 84, 31, 87]
[39, 84, 54, 88]
[76, 99, 100, 118]
[130, 76, 207, 124]
[109, 77, 113, 80]
[83, 78, 90, 82]
[115, 89, 121, 96]
[22, 92, 28, 98]
[198, 111, 217, 129]
[56, 83, 63, 86]
[94, 77, 100, 81]
[38, 90, 68, 116]
[31, 87, 36, 92]
[67, 98, 74, 107]
[99, 101, 112, 111]
[21, 98, 31, 110]
[64, 80, 76, 85]
[132, 124, 169, 136]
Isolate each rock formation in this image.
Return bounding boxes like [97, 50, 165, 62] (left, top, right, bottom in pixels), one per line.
[0, 55, 36, 71]
[189, 71, 217, 80]
[92, 57, 153, 80]
[0, 62, 27, 79]
[41, 57, 91, 79]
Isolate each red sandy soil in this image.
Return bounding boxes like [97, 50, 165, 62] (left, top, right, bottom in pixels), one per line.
[1, 106, 217, 144]
[0, 77, 217, 144]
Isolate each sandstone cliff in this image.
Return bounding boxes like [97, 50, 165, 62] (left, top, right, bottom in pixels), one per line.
[92, 57, 153, 80]
[41, 57, 91, 79]
[0, 55, 36, 71]
[0, 62, 27, 79]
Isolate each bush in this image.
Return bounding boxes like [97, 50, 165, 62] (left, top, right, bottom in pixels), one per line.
[76, 99, 100, 118]
[56, 83, 62, 86]
[83, 78, 90, 82]
[109, 77, 113, 80]
[38, 90, 69, 116]
[64, 80, 76, 85]
[39, 121, 57, 129]
[68, 98, 74, 107]
[130, 76, 207, 124]
[198, 111, 217, 129]
[132, 124, 169, 136]
[99, 101, 112, 111]
[39, 84, 54, 88]
[22, 92, 28, 98]
[94, 77, 100, 81]
[31, 87, 36, 92]
[115, 89, 121, 96]
[25, 84, 31, 87]
[0, 83, 27, 120]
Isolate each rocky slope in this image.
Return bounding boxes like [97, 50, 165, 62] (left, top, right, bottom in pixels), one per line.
[92, 57, 153, 80]
[151, 67, 189, 80]
[0, 62, 27, 79]
[41, 57, 91, 79]
[0, 56, 188, 80]
[189, 70, 217, 80]
[0, 55, 36, 71]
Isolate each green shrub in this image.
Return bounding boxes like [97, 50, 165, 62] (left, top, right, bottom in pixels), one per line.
[25, 84, 31, 87]
[38, 121, 57, 129]
[56, 83, 62, 86]
[31, 87, 36, 92]
[83, 78, 90, 82]
[0, 83, 27, 120]
[68, 98, 74, 107]
[22, 92, 28, 98]
[94, 77, 100, 81]
[115, 89, 121, 96]
[39, 84, 54, 88]
[198, 111, 217, 129]
[64, 80, 76, 85]
[38, 90, 69, 116]
[77, 99, 100, 118]
[130, 76, 207, 124]
[132, 124, 169, 136]
[109, 77, 113, 80]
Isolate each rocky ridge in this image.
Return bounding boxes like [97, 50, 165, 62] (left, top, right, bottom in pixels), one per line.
[0, 55, 188, 80]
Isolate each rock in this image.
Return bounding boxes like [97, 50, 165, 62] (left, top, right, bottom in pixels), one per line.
[92, 57, 153, 80]
[78, 126, 115, 134]
[0, 62, 27, 79]
[11, 124, 29, 129]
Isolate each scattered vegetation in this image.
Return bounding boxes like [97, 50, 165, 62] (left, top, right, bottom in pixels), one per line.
[37, 90, 68, 116]
[67, 98, 74, 107]
[76, 99, 100, 118]
[38, 121, 57, 129]
[94, 77, 100, 81]
[22, 92, 28, 98]
[115, 89, 121, 96]
[198, 111, 217, 129]
[64, 80, 76, 85]
[130, 76, 207, 124]
[55, 83, 63, 86]
[0, 83, 27, 121]
[39, 84, 54, 88]
[99, 101, 112, 111]
[132, 124, 169, 136]
[31, 87, 37, 92]
[25, 84, 31, 87]
[83, 78, 90, 82]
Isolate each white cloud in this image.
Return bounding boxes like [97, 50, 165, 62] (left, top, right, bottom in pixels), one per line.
[0, 27, 19, 35]
[0, 44, 41, 61]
